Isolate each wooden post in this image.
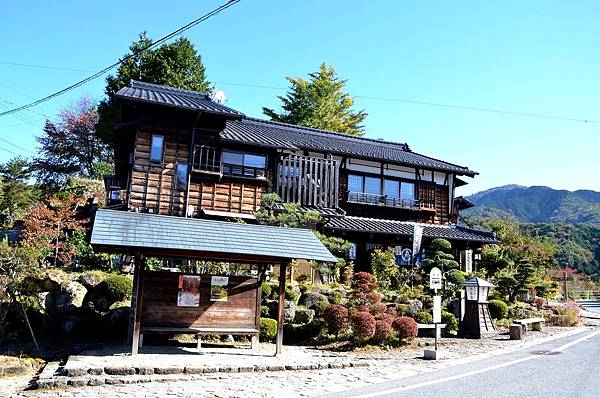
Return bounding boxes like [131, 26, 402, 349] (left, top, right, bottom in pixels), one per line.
[275, 261, 287, 356]
[130, 253, 145, 355]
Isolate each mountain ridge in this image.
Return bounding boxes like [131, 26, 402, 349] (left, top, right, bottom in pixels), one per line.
[465, 185, 600, 226]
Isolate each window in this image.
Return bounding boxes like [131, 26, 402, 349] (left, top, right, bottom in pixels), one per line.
[150, 134, 164, 162]
[176, 163, 188, 190]
[364, 177, 380, 195]
[400, 182, 415, 201]
[348, 174, 364, 193]
[222, 150, 267, 178]
[384, 179, 400, 198]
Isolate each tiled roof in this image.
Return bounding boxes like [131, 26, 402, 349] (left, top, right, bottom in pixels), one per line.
[116, 80, 245, 118]
[324, 216, 497, 243]
[91, 209, 337, 263]
[221, 118, 477, 176]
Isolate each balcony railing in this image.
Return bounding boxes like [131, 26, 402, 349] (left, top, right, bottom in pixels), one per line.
[347, 191, 435, 211]
[222, 163, 267, 179]
[191, 145, 219, 173]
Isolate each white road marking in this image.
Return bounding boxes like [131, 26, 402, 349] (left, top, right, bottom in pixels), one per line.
[352, 328, 600, 398]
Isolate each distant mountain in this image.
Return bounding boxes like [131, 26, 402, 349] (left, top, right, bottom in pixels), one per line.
[465, 185, 600, 226]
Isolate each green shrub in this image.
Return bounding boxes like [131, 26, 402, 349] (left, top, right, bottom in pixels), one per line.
[299, 282, 312, 293]
[350, 311, 376, 341]
[285, 287, 300, 302]
[259, 318, 278, 342]
[489, 300, 509, 320]
[99, 275, 132, 302]
[313, 300, 330, 316]
[260, 305, 270, 317]
[447, 270, 465, 285]
[414, 311, 433, 324]
[391, 316, 418, 340]
[430, 238, 452, 252]
[441, 311, 458, 333]
[261, 282, 272, 298]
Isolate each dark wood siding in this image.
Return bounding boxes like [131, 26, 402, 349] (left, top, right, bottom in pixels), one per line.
[141, 271, 259, 330]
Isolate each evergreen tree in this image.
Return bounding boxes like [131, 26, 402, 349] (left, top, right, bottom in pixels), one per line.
[263, 63, 367, 136]
[0, 157, 36, 227]
[96, 32, 212, 145]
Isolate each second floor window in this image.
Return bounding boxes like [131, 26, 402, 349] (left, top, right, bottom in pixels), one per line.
[348, 174, 417, 204]
[150, 134, 164, 162]
[222, 150, 267, 178]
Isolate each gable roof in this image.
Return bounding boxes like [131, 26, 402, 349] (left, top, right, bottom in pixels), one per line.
[116, 81, 476, 176]
[116, 80, 245, 118]
[221, 118, 477, 176]
[91, 209, 337, 263]
[324, 216, 497, 243]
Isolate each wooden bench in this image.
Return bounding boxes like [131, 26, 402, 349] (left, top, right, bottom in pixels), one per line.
[510, 317, 545, 340]
[417, 323, 447, 339]
[140, 326, 260, 351]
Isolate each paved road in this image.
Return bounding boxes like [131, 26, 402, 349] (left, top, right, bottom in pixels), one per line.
[578, 299, 600, 313]
[322, 327, 600, 398]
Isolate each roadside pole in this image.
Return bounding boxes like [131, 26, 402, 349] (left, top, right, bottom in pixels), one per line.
[425, 267, 443, 360]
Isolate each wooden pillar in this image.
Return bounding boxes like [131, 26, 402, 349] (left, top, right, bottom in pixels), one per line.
[130, 253, 145, 355]
[275, 261, 287, 355]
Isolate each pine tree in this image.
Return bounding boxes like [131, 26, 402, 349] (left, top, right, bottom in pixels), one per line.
[263, 63, 367, 136]
[96, 32, 212, 145]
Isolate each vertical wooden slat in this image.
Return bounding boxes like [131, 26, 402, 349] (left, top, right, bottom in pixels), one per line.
[276, 261, 287, 355]
[284, 156, 291, 203]
[131, 253, 145, 355]
[297, 155, 304, 205]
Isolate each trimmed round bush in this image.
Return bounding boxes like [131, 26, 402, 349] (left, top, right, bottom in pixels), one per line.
[489, 300, 509, 320]
[370, 303, 388, 317]
[414, 310, 433, 324]
[372, 319, 392, 343]
[324, 304, 349, 335]
[392, 316, 418, 340]
[259, 318, 278, 342]
[351, 311, 376, 341]
[261, 282, 272, 298]
[430, 238, 452, 252]
[98, 275, 132, 302]
[441, 311, 458, 333]
[447, 269, 465, 285]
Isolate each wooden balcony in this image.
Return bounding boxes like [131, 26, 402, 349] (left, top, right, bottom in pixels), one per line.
[346, 189, 436, 212]
[276, 154, 339, 208]
[191, 145, 220, 175]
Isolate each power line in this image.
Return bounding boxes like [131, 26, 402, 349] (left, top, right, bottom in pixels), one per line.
[0, 61, 94, 73]
[0, 135, 35, 155]
[0, 0, 241, 118]
[214, 81, 599, 124]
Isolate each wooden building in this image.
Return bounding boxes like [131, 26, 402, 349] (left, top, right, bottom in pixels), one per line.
[106, 80, 496, 274]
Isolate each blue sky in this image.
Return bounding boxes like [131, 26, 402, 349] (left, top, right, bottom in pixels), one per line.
[1, 0, 598, 195]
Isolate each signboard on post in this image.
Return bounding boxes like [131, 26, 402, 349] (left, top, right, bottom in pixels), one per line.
[429, 267, 442, 291]
[433, 295, 442, 323]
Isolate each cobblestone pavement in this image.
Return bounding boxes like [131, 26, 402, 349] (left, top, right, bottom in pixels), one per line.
[2, 326, 590, 398]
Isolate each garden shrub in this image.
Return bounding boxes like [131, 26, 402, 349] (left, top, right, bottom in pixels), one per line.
[324, 304, 349, 335]
[260, 305, 270, 317]
[285, 287, 300, 302]
[261, 282, 272, 298]
[370, 249, 398, 290]
[372, 319, 392, 343]
[392, 316, 418, 340]
[488, 299, 509, 320]
[441, 311, 458, 333]
[547, 302, 580, 326]
[259, 318, 278, 342]
[350, 311, 376, 341]
[98, 275, 132, 302]
[430, 238, 452, 252]
[313, 300, 330, 316]
[370, 303, 388, 317]
[446, 269, 465, 285]
[414, 310, 433, 324]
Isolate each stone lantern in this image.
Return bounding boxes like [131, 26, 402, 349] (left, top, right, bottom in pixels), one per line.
[459, 277, 496, 338]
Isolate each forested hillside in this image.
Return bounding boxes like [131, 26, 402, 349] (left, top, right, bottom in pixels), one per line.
[463, 185, 600, 281]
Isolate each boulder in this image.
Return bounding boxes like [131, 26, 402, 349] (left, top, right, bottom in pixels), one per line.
[284, 300, 296, 322]
[78, 271, 107, 289]
[44, 282, 87, 313]
[407, 299, 423, 316]
[84, 289, 112, 312]
[293, 307, 315, 324]
[299, 291, 329, 310]
[22, 269, 72, 293]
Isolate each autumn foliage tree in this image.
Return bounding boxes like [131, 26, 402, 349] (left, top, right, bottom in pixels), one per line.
[263, 63, 367, 136]
[23, 193, 87, 268]
[33, 97, 112, 190]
